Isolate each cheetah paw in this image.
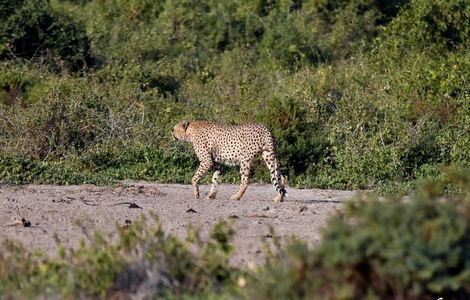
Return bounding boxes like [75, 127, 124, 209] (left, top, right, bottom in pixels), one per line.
[230, 194, 242, 201]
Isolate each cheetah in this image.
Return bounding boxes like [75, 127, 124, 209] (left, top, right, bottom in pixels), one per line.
[172, 120, 286, 202]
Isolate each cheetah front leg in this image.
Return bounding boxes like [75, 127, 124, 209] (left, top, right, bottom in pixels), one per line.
[230, 160, 250, 201]
[192, 157, 213, 199]
[207, 163, 221, 199]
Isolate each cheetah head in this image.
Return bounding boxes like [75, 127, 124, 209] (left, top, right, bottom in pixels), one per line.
[172, 120, 191, 141]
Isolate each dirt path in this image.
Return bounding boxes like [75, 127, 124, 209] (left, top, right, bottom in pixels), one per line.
[0, 182, 355, 265]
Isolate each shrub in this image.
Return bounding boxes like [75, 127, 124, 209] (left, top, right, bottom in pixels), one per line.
[0, 0, 468, 189]
[257, 96, 330, 177]
[246, 168, 470, 299]
[0, 82, 111, 159]
[1, 169, 469, 299]
[0, 0, 92, 71]
[0, 215, 238, 299]
[377, 0, 470, 54]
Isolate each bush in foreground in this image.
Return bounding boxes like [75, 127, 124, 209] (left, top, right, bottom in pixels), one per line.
[1, 169, 469, 299]
[0, 215, 238, 299]
[248, 168, 470, 299]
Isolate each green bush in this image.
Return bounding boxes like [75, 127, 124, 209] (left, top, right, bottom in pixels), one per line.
[0, 215, 238, 299]
[0, 0, 92, 71]
[246, 168, 470, 299]
[379, 0, 470, 52]
[0, 0, 468, 189]
[0, 145, 200, 185]
[1, 169, 469, 299]
[258, 96, 330, 177]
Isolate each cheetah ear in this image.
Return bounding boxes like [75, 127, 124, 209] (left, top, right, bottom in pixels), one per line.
[182, 121, 190, 131]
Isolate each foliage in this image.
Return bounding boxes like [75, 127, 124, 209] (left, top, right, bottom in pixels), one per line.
[0, 0, 91, 71]
[258, 95, 330, 177]
[1, 169, 469, 299]
[0, 0, 468, 190]
[0, 215, 238, 299]
[246, 168, 470, 299]
[378, 0, 470, 53]
[1, 2, 469, 298]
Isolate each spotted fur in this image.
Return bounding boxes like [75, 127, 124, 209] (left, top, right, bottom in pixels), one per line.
[172, 120, 286, 202]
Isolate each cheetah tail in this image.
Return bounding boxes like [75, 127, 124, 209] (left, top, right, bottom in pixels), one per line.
[280, 175, 288, 197]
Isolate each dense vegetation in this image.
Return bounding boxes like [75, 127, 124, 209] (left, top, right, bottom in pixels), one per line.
[0, 0, 469, 190]
[1, 169, 469, 299]
[1, 1, 469, 298]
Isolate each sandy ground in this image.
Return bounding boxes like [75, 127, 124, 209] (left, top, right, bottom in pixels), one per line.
[0, 182, 355, 265]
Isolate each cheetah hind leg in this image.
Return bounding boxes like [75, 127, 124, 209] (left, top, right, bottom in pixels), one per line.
[262, 150, 286, 203]
[273, 175, 286, 203]
[230, 183, 248, 201]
